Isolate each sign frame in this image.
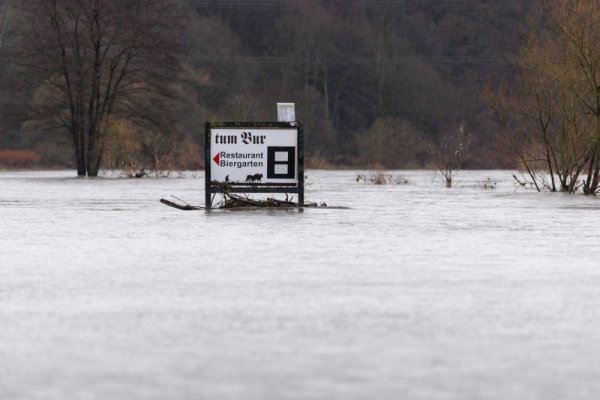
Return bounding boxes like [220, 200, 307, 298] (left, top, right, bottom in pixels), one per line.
[204, 121, 304, 208]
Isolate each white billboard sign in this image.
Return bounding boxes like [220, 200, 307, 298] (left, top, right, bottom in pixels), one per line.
[209, 127, 298, 184]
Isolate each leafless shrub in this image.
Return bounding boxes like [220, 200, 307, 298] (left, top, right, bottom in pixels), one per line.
[305, 151, 334, 169]
[393, 175, 410, 185]
[481, 177, 497, 189]
[357, 118, 428, 168]
[370, 170, 389, 185]
[103, 119, 178, 178]
[428, 123, 471, 188]
[356, 170, 410, 185]
[513, 174, 542, 191]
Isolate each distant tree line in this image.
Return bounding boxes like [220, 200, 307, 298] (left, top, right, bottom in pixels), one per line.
[0, 0, 532, 174]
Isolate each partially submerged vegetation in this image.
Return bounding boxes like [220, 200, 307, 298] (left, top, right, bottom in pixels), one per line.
[427, 123, 471, 188]
[356, 171, 410, 185]
[489, 0, 600, 195]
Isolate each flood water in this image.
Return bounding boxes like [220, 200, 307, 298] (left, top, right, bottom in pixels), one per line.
[1, 169, 600, 400]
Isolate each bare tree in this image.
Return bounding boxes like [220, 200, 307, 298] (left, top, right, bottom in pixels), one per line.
[15, 0, 182, 176]
[547, 0, 600, 194]
[429, 123, 471, 188]
[488, 0, 600, 194]
[357, 117, 428, 169]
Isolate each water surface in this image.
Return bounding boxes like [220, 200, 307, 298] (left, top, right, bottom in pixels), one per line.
[1, 170, 599, 399]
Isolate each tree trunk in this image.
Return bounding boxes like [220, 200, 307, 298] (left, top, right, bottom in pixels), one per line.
[86, 129, 101, 176]
[73, 123, 86, 176]
[76, 153, 86, 176]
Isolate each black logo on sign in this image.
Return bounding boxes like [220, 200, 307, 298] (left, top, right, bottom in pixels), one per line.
[246, 173, 263, 183]
[267, 147, 295, 179]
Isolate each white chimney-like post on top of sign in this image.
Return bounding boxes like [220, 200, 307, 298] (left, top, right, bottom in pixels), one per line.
[277, 103, 295, 122]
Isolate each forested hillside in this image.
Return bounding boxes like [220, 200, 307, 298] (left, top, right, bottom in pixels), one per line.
[0, 0, 532, 170]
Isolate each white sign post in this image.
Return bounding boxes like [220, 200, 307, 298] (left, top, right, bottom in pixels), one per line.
[277, 103, 295, 122]
[205, 122, 304, 208]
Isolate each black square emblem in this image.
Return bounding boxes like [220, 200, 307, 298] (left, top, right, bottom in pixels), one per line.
[267, 146, 295, 179]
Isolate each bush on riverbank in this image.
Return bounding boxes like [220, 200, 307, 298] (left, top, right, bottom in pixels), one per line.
[0, 150, 40, 168]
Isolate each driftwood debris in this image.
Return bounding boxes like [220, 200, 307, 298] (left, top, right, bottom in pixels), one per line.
[161, 183, 348, 210]
[160, 195, 307, 210]
[160, 198, 204, 210]
[220, 193, 304, 208]
[218, 193, 348, 209]
[160, 193, 347, 210]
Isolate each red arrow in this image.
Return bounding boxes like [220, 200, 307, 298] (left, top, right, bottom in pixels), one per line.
[213, 153, 220, 165]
